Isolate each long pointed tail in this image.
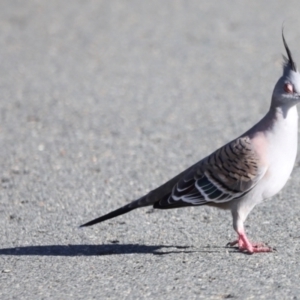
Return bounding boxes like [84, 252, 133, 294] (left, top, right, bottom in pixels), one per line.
[80, 203, 136, 227]
[80, 168, 186, 227]
[80, 194, 154, 227]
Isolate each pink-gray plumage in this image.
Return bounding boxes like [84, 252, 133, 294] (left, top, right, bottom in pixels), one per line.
[81, 31, 300, 254]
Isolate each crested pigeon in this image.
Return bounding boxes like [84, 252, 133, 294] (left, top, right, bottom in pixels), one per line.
[81, 32, 300, 254]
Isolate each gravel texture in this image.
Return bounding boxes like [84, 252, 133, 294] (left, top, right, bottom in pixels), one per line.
[1, 1, 300, 299]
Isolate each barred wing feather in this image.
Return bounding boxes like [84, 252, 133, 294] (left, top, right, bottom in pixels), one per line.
[155, 136, 265, 208]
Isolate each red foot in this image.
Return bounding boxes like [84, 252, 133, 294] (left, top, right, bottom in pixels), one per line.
[227, 232, 273, 254]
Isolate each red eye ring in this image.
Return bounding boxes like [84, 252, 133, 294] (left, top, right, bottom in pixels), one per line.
[284, 83, 294, 93]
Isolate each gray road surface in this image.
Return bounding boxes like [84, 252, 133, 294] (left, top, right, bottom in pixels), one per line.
[1, 1, 300, 299]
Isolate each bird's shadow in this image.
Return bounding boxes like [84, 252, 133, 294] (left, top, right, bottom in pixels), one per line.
[0, 244, 234, 256]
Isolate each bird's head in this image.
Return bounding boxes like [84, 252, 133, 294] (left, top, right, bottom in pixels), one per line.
[271, 31, 300, 111]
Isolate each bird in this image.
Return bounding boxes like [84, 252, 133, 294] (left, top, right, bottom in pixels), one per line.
[81, 31, 300, 254]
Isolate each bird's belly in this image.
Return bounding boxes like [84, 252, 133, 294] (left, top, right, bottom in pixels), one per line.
[262, 147, 297, 199]
[259, 107, 298, 199]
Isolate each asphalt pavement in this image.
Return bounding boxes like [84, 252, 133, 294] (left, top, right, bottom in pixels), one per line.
[1, 1, 300, 299]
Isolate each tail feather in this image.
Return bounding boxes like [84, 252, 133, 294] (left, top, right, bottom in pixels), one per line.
[80, 203, 136, 227]
[80, 165, 194, 227]
[80, 194, 152, 227]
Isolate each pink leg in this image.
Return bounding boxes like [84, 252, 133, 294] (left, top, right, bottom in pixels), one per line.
[228, 230, 273, 254]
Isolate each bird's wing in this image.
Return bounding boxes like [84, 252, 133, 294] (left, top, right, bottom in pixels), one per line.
[154, 136, 266, 208]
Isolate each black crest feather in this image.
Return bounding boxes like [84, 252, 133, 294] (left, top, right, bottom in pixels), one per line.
[282, 29, 297, 72]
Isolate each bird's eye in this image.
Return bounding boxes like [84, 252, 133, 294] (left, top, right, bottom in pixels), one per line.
[284, 83, 294, 93]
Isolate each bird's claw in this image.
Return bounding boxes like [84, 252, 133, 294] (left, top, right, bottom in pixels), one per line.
[227, 233, 274, 254]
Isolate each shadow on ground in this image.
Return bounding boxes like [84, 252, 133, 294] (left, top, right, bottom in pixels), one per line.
[0, 244, 231, 256]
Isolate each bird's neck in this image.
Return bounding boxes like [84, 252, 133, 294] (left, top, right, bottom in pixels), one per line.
[259, 105, 298, 152]
[244, 104, 298, 139]
[267, 104, 298, 129]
